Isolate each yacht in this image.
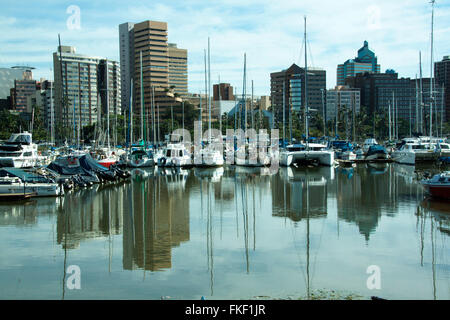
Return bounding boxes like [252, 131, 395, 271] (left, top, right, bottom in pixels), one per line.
[280, 143, 335, 167]
[157, 143, 192, 167]
[391, 138, 437, 165]
[0, 168, 64, 197]
[0, 132, 39, 168]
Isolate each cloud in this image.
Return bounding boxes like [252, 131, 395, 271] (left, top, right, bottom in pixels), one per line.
[0, 0, 449, 96]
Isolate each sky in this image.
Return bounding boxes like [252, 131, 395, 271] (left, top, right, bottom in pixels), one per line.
[1, 0, 449, 96]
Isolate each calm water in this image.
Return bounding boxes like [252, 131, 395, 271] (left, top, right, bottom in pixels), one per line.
[0, 164, 449, 300]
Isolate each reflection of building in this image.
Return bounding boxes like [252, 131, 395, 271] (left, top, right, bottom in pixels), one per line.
[123, 175, 190, 271]
[272, 167, 329, 221]
[57, 186, 124, 249]
[334, 164, 423, 241]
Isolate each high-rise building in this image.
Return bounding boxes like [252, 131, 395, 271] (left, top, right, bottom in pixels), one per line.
[435, 55, 450, 121]
[270, 63, 326, 128]
[53, 46, 121, 139]
[119, 22, 135, 114]
[213, 83, 234, 101]
[0, 66, 34, 100]
[119, 20, 188, 138]
[346, 72, 444, 131]
[337, 41, 380, 86]
[326, 86, 360, 123]
[168, 43, 188, 98]
[13, 78, 37, 113]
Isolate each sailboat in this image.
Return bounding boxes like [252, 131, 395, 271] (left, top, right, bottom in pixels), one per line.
[279, 17, 335, 167]
[198, 38, 224, 167]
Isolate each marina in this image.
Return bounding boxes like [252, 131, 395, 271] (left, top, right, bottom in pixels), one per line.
[1, 0, 450, 304]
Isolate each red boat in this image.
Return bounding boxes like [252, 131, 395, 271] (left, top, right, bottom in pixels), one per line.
[97, 157, 117, 169]
[421, 172, 450, 199]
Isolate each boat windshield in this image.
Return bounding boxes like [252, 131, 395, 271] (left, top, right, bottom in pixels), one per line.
[8, 134, 31, 144]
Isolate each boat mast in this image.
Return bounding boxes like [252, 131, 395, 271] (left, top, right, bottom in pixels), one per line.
[140, 51, 144, 145]
[415, 75, 419, 133]
[129, 79, 133, 150]
[304, 16, 309, 150]
[106, 59, 110, 150]
[429, 0, 435, 139]
[420, 51, 424, 133]
[208, 37, 212, 143]
[283, 81, 286, 144]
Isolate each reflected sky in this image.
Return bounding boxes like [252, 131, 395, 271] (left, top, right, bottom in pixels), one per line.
[0, 164, 448, 300]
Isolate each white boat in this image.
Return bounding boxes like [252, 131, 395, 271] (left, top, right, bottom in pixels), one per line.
[391, 138, 438, 164]
[127, 149, 154, 168]
[280, 143, 335, 167]
[0, 132, 39, 168]
[157, 143, 192, 167]
[198, 147, 224, 167]
[0, 169, 64, 197]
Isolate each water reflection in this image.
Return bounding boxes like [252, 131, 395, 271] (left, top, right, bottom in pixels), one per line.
[122, 168, 190, 272]
[0, 163, 449, 299]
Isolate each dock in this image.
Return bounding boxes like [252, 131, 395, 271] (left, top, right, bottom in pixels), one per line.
[337, 158, 394, 166]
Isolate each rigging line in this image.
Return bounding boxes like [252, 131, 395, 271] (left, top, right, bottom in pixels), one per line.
[307, 39, 315, 69]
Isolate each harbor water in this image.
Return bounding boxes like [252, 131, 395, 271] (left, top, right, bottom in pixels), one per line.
[0, 163, 449, 299]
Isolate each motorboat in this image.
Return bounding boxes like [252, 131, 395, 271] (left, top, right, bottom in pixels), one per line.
[0, 168, 64, 197]
[280, 143, 335, 167]
[127, 149, 154, 168]
[421, 171, 450, 200]
[157, 143, 192, 167]
[391, 138, 438, 164]
[0, 132, 39, 168]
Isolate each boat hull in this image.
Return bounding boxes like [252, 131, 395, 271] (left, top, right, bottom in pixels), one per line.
[280, 151, 334, 167]
[422, 184, 450, 200]
[0, 157, 37, 168]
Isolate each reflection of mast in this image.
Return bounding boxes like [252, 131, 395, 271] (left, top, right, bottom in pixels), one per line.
[206, 181, 214, 296]
[305, 173, 310, 299]
[431, 209, 436, 300]
[61, 201, 68, 300]
[241, 180, 250, 274]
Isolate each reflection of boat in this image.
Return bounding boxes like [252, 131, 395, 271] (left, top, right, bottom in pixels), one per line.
[194, 167, 224, 183]
[421, 172, 450, 199]
[131, 167, 155, 179]
[366, 162, 388, 174]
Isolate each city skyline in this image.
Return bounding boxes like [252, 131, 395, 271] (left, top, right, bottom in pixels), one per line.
[0, 0, 449, 96]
